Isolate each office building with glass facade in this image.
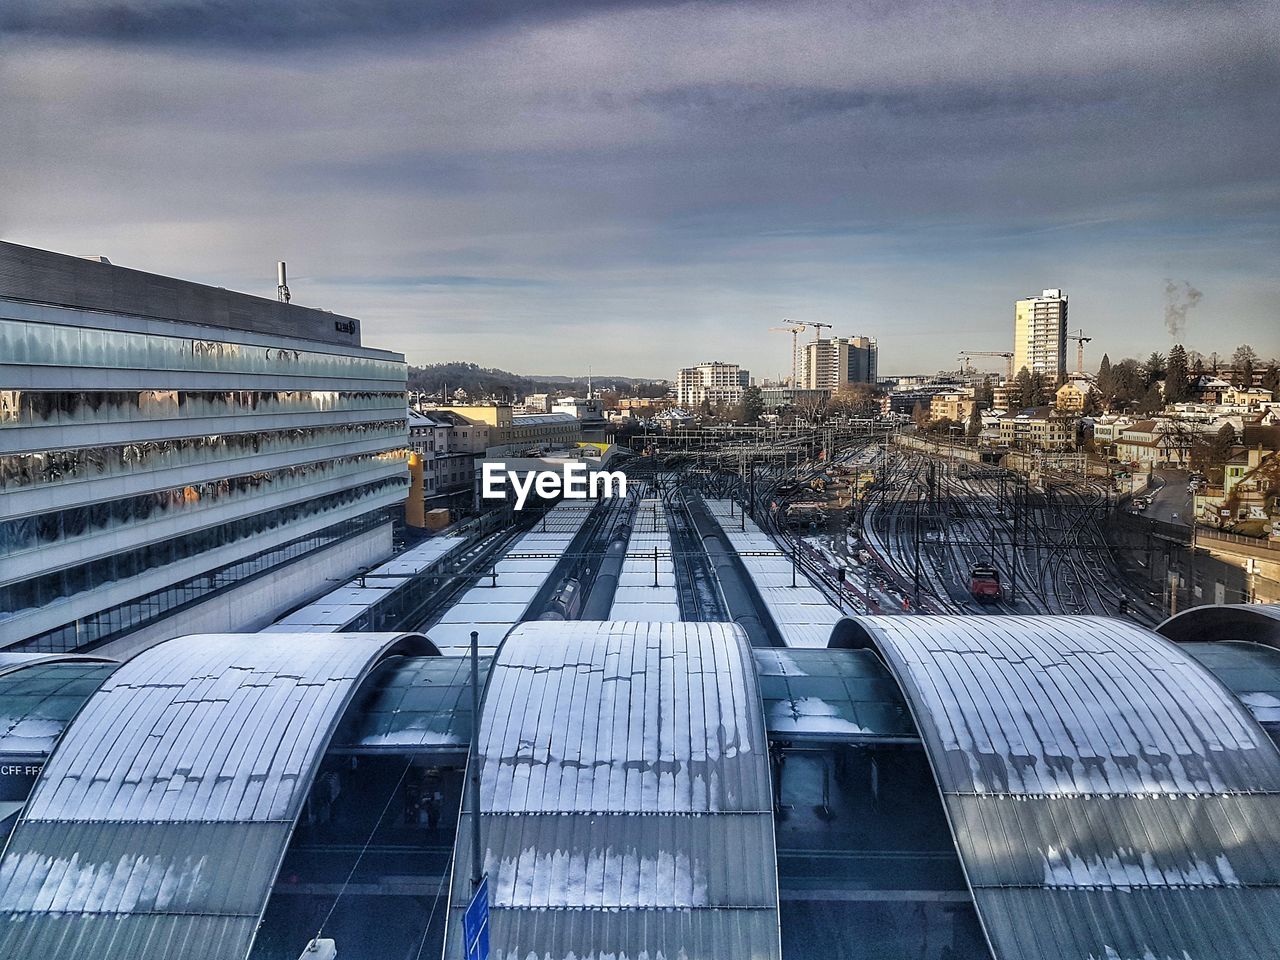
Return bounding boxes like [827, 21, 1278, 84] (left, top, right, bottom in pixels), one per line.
[0, 242, 409, 653]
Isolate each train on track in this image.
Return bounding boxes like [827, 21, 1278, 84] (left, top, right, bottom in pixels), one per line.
[968, 563, 1002, 604]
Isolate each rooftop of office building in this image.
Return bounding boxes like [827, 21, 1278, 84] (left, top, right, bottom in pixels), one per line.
[0, 241, 387, 352]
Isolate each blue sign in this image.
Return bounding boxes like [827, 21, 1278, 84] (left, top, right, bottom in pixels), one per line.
[463, 875, 490, 960]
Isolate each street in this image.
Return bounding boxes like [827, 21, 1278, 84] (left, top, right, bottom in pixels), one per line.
[1146, 469, 1193, 527]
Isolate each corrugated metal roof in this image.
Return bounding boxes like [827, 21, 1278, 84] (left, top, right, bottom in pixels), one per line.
[753, 647, 915, 742]
[0, 631, 434, 960]
[0, 662, 116, 761]
[0, 652, 116, 677]
[427, 502, 595, 654]
[609, 493, 681, 621]
[842, 615, 1280, 960]
[331, 655, 490, 755]
[263, 535, 466, 633]
[445, 620, 781, 960]
[1184, 639, 1280, 744]
[1158, 602, 1280, 648]
[704, 500, 842, 647]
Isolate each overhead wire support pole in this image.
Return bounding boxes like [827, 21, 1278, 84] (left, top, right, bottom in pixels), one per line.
[469, 630, 483, 894]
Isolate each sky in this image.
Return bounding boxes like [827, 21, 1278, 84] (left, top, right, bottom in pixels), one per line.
[2, 0, 1278, 379]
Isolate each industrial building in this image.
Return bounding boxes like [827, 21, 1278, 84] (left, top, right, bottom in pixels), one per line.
[0, 243, 409, 655]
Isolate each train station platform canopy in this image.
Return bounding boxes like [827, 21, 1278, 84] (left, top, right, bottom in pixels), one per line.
[1157, 602, 1280, 648]
[1158, 603, 1280, 744]
[831, 614, 1280, 960]
[0, 631, 436, 960]
[444, 620, 782, 960]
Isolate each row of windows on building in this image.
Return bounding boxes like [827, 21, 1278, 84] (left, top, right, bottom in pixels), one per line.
[7, 508, 396, 653]
[0, 389, 405, 427]
[2, 452, 405, 557]
[0, 317, 404, 381]
[0, 478, 406, 624]
[0, 419, 407, 490]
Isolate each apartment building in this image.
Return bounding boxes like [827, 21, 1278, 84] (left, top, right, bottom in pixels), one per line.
[0, 242, 408, 652]
[998, 406, 1076, 450]
[676, 361, 750, 407]
[930, 390, 976, 422]
[1013, 288, 1068, 382]
[407, 409, 485, 506]
[802, 336, 878, 390]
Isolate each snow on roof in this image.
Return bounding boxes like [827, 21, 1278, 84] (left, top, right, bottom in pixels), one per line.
[444, 620, 781, 960]
[424, 501, 595, 655]
[702, 500, 842, 647]
[836, 614, 1280, 960]
[0, 632, 435, 960]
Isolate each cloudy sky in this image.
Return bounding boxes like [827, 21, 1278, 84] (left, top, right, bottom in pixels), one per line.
[2, 0, 1278, 378]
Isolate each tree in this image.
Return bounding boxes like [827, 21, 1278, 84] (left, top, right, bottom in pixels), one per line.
[925, 417, 959, 437]
[1097, 354, 1113, 399]
[1263, 362, 1280, 397]
[1165, 344, 1189, 404]
[830, 382, 877, 419]
[1144, 352, 1166, 389]
[966, 402, 983, 441]
[911, 400, 928, 429]
[1028, 370, 1048, 407]
[1105, 358, 1145, 411]
[739, 385, 764, 425]
[1232, 344, 1259, 386]
[975, 376, 994, 409]
[792, 392, 826, 424]
[1191, 423, 1237, 484]
[1082, 387, 1102, 417]
[1011, 366, 1033, 410]
[1136, 384, 1163, 415]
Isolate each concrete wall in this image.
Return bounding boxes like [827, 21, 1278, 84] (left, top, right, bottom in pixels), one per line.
[94, 523, 392, 660]
[893, 433, 983, 464]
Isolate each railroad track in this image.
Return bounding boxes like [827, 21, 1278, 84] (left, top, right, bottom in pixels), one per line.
[857, 449, 1162, 624]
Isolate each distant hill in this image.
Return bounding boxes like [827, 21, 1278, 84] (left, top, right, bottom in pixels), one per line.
[406, 362, 666, 399]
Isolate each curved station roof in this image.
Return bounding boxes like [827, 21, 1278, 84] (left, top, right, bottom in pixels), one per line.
[0, 610, 1277, 959]
[833, 614, 1280, 960]
[445, 620, 782, 960]
[0, 631, 435, 960]
[1158, 602, 1280, 649]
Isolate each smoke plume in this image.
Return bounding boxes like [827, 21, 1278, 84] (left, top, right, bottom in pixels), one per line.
[1164, 279, 1203, 337]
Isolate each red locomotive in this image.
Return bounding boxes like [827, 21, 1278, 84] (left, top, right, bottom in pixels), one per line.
[969, 564, 1001, 603]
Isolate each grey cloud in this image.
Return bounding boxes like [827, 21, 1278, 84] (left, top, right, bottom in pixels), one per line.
[0, 0, 733, 46]
[1, 0, 1277, 374]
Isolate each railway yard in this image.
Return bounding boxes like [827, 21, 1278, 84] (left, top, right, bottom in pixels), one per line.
[28, 428, 1261, 960]
[310, 427, 1167, 653]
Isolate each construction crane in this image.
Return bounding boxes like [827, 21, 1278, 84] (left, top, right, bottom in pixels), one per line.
[958, 350, 1014, 381]
[769, 322, 807, 386]
[1067, 329, 1092, 375]
[808, 321, 833, 340]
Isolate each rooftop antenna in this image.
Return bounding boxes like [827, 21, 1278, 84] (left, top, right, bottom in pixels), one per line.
[276, 261, 291, 303]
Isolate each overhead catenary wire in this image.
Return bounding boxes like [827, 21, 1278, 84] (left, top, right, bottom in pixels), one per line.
[315, 753, 419, 941]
